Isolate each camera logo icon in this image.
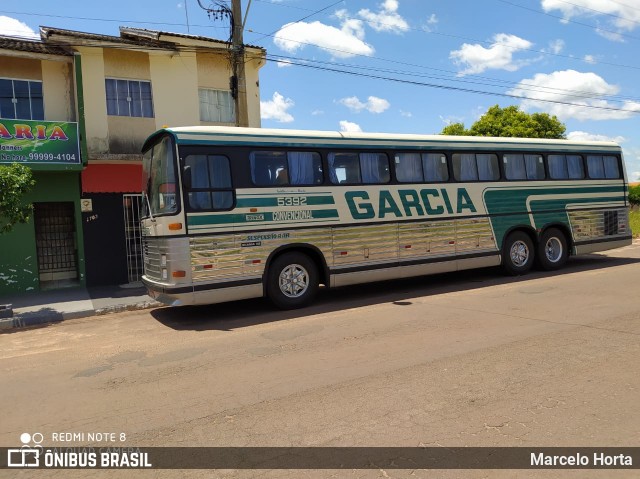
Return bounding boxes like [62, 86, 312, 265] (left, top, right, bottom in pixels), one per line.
[7, 432, 43, 468]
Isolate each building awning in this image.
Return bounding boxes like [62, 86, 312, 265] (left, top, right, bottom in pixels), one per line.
[81, 164, 143, 193]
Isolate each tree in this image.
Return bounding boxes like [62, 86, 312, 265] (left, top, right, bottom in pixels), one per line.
[0, 163, 36, 234]
[440, 105, 566, 139]
[629, 184, 640, 206]
[441, 122, 469, 136]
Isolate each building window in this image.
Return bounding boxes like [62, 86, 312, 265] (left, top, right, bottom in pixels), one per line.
[105, 78, 154, 118]
[0, 78, 44, 120]
[199, 89, 235, 123]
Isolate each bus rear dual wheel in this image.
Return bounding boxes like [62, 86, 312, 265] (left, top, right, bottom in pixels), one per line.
[266, 252, 319, 310]
[502, 228, 568, 275]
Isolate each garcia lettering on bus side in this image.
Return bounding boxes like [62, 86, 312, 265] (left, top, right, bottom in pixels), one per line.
[345, 188, 477, 220]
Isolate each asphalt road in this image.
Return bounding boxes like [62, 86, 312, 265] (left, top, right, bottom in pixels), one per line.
[1, 241, 639, 479]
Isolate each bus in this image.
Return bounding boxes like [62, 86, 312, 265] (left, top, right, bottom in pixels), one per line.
[140, 126, 632, 309]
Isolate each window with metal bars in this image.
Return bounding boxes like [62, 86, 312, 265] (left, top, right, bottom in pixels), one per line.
[105, 78, 154, 118]
[0, 78, 44, 120]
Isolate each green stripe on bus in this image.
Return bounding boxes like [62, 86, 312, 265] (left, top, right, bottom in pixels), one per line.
[187, 208, 340, 226]
[236, 196, 335, 208]
[484, 185, 626, 246]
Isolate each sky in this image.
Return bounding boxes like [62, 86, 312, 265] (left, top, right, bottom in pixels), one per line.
[2, 0, 640, 181]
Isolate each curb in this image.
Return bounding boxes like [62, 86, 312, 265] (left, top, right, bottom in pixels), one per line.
[0, 300, 163, 331]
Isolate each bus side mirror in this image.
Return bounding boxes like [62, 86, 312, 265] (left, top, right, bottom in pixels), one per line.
[182, 165, 192, 190]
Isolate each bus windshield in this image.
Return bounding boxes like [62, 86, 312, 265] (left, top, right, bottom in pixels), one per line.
[142, 135, 177, 218]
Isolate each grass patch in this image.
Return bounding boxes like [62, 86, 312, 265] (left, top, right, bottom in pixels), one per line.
[630, 208, 640, 238]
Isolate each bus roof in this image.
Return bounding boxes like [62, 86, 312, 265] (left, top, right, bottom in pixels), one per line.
[143, 126, 622, 153]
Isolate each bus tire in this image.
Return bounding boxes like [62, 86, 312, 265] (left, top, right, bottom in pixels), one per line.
[502, 231, 535, 275]
[266, 252, 319, 310]
[537, 228, 568, 271]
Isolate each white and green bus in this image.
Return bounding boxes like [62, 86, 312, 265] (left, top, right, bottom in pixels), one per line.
[140, 126, 632, 309]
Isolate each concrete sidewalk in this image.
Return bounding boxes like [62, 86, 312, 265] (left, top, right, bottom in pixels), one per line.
[0, 282, 162, 331]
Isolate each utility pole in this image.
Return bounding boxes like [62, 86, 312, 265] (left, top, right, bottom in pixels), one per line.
[231, 0, 248, 127]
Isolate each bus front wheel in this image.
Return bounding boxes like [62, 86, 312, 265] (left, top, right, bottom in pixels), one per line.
[266, 252, 319, 309]
[537, 228, 568, 271]
[502, 231, 535, 275]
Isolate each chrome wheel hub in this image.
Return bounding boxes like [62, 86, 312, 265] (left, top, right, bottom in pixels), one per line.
[279, 264, 309, 298]
[545, 237, 563, 263]
[510, 240, 530, 267]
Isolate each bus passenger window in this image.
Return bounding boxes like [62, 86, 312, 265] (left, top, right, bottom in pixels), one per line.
[477, 154, 499, 181]
[184, 154, 233, 211]
[588, 155, 620, 179]
[504, 154, 545, 180]
[567, 155, 584, 179]
[329, 153, 361, 184]
[548, 154, 584, 180]
[423, 153, 448, 182]
[287, 151, 322, 185]
[395, 153, 423, 183]
[251, 151, 287, 186]
[329, 152, 389, 184]
[453, 153, 499, 181]
[453, 154, 478, 181]
[251, 151, 322, 186]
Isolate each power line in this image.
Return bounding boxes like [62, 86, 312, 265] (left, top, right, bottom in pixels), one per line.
[248, 27, 640, 98]
[263, 52, 640, 104]
[550, 0, 640, 27]
[4, 29, 639, 114]
[497, 0, 640, 41]
[5, 4, 640, 74]
[249, 0, 344, 44]
[244, 8, 640, 74]
[253, 0, 316, 12]
[0, 9, 227, 29]
[259, 54, 640, 114]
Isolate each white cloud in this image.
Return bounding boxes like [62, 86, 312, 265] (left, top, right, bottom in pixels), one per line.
[358, 0, 409, 33]
[400, 110, 412, 117]
[276, 60, 293, 68]
[595, 28, 624, 42]
[339, 120, 362, 132]
[311, 110, 324, 116]
[427, 14, 438, 25]
[338, 95, 390, 114]
[273, 20, 374, 58]
[450, 33, 534, 75]
[260, 92, 295, 123]
[567, 131, 625, 143]
[0, 16, 38, 39]
[631, 171, 640, 181]
[542, 0, 640, 39]
[548, 39, 565, 54]
[584, 54, 597, 64]
[508, 69, 640, 121]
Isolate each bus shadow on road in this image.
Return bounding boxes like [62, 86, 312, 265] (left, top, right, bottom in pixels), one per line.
[150, 252, 640, 332]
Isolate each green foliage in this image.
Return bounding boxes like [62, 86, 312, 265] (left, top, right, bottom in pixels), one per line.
[629, 185, 640, 206]
[440, 105, 566, 139]
[630, 209, 640, 238]
[0, 163, 36, 234]
[440, 122, 469, 136]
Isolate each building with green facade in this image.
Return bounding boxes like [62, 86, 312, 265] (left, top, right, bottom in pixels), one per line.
[0, 39, 87, 295]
